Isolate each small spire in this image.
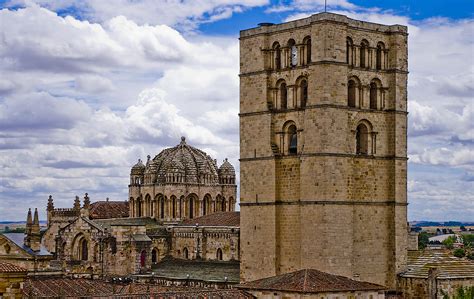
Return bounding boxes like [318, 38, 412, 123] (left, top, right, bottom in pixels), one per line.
[47, 195, 54, 211]
[73, 196, 81, 211]
[83, 193, 90, 209]
[26, 208, 32, 225]
[33, 208, 39, 225]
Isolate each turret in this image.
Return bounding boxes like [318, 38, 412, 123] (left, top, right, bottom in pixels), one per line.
[47, 195, 54, 227]
[73, 195, 81, 211]
[24, 208, 41, 252]
[218, 158, 236, 184]
[130, 159, 145, 185]
[81, 193, 90, 218]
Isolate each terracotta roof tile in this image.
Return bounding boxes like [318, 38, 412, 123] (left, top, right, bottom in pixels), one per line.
[181, 211, 240, 227]
[238, 269, 385, 293]
[24, 278, 254, 298]
[89, 201, 129, 219]
[0, 261, 27, 273]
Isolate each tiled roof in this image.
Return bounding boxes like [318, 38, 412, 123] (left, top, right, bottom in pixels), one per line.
[23, 278, 253, 298]
[237, 269, 385, 293]
[401, 250, 474, 279]
[89, 201, 129, 219]
[152, 257, 240, 283]
[181, 211, 240, 227]
[1, 233, 52, 256]
[0, 261, 27, 273]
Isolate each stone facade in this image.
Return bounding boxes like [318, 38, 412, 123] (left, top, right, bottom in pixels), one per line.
[0, 262, 27, 299]
[239, 12, 408, 289]
[129, 137, 237, 221]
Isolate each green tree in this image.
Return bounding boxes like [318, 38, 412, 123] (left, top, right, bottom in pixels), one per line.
[453, 248, 465, 258]
[463, 234, 474, 247]
[443, 235, 456, 249]
[418, 231, 431, 249]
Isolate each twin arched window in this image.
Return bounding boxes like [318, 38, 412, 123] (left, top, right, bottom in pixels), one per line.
[271, 36, 311, 70]
[347, 37, 386, 70]
[347, 77, 383, 109]
[276, 78, 308, 110]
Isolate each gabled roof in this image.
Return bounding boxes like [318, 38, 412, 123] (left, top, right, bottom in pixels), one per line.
[180, 212, 240, 227]
[1, 233, 51, 257]
[0, 261, 27, 273]
[401, 250, 474, 279]
[237, 269, 385, 293]
[89, 201, 129, 219]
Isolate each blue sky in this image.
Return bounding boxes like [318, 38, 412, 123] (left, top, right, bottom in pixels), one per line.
[0, 0, 473, 221]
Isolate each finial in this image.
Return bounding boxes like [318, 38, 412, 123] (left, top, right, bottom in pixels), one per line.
[49, 195, 52, 200]
[225, 158, 228, 162]
[180, 136, 186, 144]
[106, 197, 109, 202]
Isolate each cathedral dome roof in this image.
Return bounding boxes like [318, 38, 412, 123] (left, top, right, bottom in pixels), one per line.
[144, 137, 219, 184]
[218, 158, 235, 177]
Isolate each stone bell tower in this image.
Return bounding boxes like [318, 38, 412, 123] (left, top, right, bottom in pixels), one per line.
[239, 12, 408, 289]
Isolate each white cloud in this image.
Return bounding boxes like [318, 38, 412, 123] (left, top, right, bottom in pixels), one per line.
[4, 0, 269, 30]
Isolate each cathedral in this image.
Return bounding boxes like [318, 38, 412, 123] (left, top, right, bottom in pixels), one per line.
[2, 11, 474, 299]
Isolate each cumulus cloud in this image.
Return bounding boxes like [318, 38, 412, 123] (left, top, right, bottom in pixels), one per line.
[4, 0, 268, 30]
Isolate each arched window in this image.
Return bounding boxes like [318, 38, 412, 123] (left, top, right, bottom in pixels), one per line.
[300, 79, 308, 108]
[145, 194, 151, 217]
[273, 42, 281, 70]
[360, 40, 369, 68]
[280, 82, 287, 109]
[303, 36, 311, 64]
[183, 247, 189, 259]
[288, 125, 297, 155]
[216, 248, 223, 261]
[346, 37, 353, 65]
[288, 39, 297, 67]
[152, 248, 158, 264]
[222, 199, 227, 212]
[80, 238, 88, 261]
[376, 42, 385, 70]
[137, 198, 142, 217]
[160, 196, 165, 219]
[348, 80, 356, 107]
[356, 124, 369, 155]
[188, 197, 194, 219]
[370, 82, 378, 109]
[171, 196, 176, 218]
[140, 250, 146, 267]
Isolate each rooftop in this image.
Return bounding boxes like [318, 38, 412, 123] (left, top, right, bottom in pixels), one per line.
[180, 211, 240, 227]
[151, 257, 240, 283]
[401, 250, 474, 279]
[237, 269, 385, 293]
[1, 233, 51, 256]
[89, 200, 129, 219]
[93, 217, 159, 230]
[240, 12, 407, 38]
[23, 277, 252, 298]
[0, 261, 27, 273]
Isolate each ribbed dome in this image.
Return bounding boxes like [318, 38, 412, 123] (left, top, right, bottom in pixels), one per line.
[144, 137, 219, 185]
[218, 158, 235, 177]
